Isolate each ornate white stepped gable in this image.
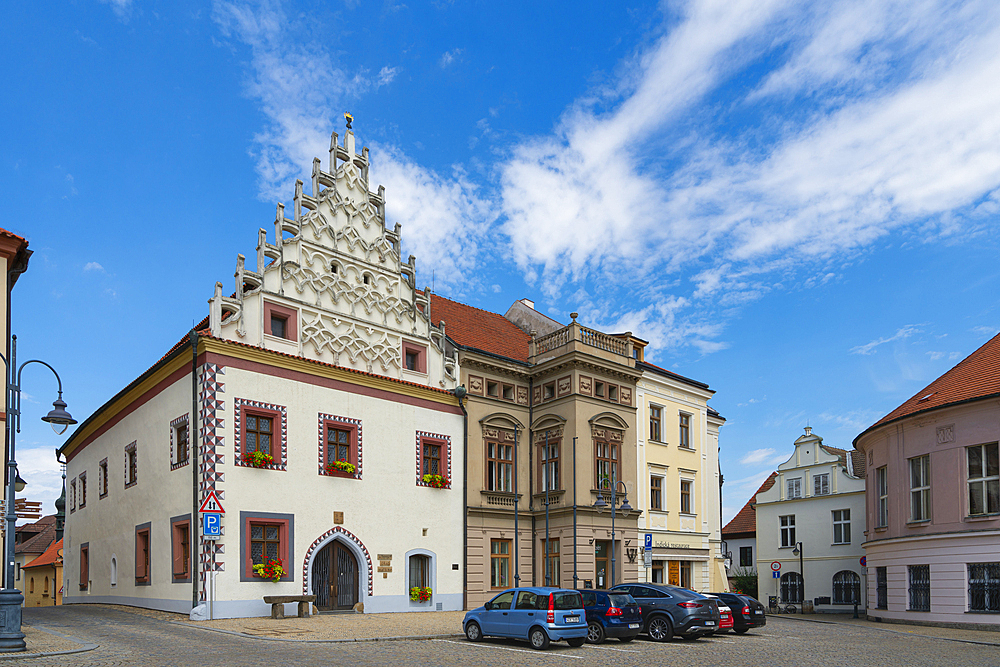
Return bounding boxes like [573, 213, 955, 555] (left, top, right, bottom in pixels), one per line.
[208, 128, 457, 388]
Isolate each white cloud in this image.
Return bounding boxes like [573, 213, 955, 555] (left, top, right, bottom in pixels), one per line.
[377, 66, 399, 88]
[439, 49, 463, 68]
[500, 0, 1000, 338]
[100, 0, 133, 21]
[83, 262, 105, 273]
[850, 324, 922, 355]
[740, 448, 777, 465]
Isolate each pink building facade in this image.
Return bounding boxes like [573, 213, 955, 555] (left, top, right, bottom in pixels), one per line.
[854, 332, 1000, 629]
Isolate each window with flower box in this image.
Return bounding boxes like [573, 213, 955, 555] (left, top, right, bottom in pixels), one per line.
[236, 400, 286, 469]
[319, 414, 361, 478]
[239, 511, 293, 582]
[416, 432, 451, 488]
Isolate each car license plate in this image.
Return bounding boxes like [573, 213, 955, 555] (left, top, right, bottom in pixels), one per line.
[628, 623, 640, 629]
[705, 621, 715, 626]
[565, 616, 580, 623]
[755, 610, 763, 615]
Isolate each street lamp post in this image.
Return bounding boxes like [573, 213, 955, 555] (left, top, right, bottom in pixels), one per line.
[593, 475, 632, 589]
[0, 335, 76, 652]
[792, 541, 805, 612]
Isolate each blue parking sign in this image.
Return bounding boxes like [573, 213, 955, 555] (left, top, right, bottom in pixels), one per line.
[203, 513, 221, 539]
[644, 533, 652, 550]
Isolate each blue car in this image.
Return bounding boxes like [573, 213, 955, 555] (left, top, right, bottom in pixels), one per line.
[579, 589, 642, 644]
[464, 587, 588, 650]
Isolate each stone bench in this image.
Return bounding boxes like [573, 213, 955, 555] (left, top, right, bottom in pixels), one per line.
[263, 595, 317, 619]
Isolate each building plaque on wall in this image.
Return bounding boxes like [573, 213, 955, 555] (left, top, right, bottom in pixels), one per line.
[334, 511, 344, 524]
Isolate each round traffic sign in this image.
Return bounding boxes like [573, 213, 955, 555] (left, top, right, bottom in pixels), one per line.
[860, 556, 866, 567]
[771, 561, 782, 571]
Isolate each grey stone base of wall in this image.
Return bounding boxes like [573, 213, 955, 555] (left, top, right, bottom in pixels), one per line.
[867, 615, 1000, 632]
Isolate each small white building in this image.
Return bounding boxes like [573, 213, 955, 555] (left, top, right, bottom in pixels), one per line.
[60, 128, 465, 618]
[755, 428, 866, 612]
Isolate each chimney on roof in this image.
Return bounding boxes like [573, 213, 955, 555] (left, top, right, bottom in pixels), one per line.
[804, 426, 812, 436]
[520, 298, 534, 310]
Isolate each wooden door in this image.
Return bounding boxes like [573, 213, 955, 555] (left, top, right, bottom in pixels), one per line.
[312, 541, 359, 610]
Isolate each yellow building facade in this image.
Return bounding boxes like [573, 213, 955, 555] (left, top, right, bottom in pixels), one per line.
[634, 359, 727, 593]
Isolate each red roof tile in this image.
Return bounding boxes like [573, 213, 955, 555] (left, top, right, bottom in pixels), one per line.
[24, 538, 62, 570]
[722, 472, 777, 538]
[429, 293, 531, 363]
[856, 330, 1000, 444]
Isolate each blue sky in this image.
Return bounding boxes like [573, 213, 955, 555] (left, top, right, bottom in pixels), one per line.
[3, 0, 1000, 525]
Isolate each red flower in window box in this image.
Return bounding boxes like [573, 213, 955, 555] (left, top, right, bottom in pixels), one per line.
[243, 451, 274, 468]
[325, 460, 356, 475]
[422, 474, 448, 489]
[252, 557, 286, 583]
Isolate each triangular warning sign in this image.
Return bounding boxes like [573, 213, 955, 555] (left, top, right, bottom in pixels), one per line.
[198, 490, 225, 514]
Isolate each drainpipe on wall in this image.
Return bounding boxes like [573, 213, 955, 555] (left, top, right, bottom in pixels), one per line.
[191, 329, 200, 611]
[454, 385, 468, 611]
[526, 376, 533, 586]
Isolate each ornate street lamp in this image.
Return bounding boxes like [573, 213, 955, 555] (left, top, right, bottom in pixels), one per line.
[0, 335, 75, 651]
[593, 475, 632, 589]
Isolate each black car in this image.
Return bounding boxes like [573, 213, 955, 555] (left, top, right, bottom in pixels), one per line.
[610, 584, 721, 640]
[578, 589, 643, 644]
[709, 592, 767, 634]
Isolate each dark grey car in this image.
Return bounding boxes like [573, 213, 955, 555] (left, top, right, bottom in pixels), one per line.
[610, 584, 721, 640]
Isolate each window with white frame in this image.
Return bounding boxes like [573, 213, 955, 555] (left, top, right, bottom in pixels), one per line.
[680, 480, 692, 514]
[787, 477, 802, 499]
[780, 515, 796, 547]
[813, 473, 830, 496]
[967, 443, 999, 516]
[832, 509, 851, 544]
[678, 412, 692, 448]
[876, 466, 888, 527]
[909, 455, 931, 521]
[968, 562, 1000, 612]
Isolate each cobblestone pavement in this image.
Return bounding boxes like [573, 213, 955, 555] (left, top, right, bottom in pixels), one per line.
[15, 606, 1000, 666]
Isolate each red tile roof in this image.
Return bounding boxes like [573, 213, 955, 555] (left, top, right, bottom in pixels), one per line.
[24, 538, 62, 570]
[855, 330, 1000, 445]
[430, 293, 531, 363]
[15, 516, 56, 555]
[722, 472, 777, 538]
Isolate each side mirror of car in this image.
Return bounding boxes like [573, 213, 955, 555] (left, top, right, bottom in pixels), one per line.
[484, 602, 492, 611]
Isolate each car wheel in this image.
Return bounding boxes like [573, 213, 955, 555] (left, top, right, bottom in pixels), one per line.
[586, 621, 606, 644]
[567, 637, 585, 648]
[465, 621, 482, 642]
[734, 628, 749, 635]
[618, 636, 636, 643]
[529, 627, 550, 650]
[646, 616, 673, 642]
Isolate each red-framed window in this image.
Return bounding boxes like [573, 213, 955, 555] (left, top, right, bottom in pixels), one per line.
[416, 431, 452, 488]
[79, 543, 89, 590]
[319, 414, 362, 478]
[171, 515, 192, 583]
[402, 340, 427, 373]
[135, 523, 151, 585]
[263, 301, 298, 341]
[235, 399, 287, 469]
[240, 512, 293, 582]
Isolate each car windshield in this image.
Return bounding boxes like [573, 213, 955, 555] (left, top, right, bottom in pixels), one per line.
[608, 594, 634, 607]
[552, 592, 583, 610]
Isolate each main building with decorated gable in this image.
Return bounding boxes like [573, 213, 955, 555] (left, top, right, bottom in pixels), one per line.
[60, 128, 465, 618]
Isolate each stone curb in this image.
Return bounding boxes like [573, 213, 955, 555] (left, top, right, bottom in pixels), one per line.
[768, 614, 1000, 648]
[169, 621, 465, 644]
[0, 625, 98, 660]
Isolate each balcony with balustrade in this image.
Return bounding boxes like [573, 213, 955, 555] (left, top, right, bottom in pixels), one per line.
[529, 312, 636, 368]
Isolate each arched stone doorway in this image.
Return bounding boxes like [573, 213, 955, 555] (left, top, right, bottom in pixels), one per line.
[312, 540, 360, 610]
